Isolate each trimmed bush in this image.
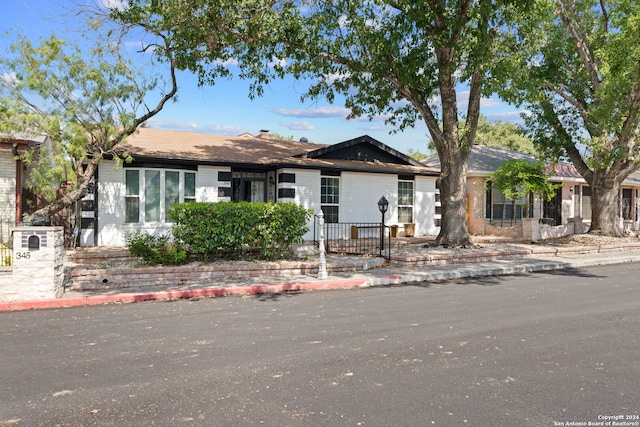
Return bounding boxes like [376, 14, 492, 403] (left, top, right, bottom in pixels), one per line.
[170, 202, 311, 261]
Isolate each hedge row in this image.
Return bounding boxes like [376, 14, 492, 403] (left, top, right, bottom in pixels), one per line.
[169, 202, 312, 261]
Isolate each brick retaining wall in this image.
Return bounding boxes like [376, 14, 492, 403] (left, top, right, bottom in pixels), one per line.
[67, 257, 384, 292]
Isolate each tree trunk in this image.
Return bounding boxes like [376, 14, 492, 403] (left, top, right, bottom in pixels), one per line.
[28, 158, 98, 221]
[436, 146, 472, 247]
[589, 173, 624, 236]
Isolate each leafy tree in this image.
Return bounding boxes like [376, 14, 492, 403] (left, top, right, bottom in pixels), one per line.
[112, 0, 536, 247]
[501, 0, 640, 236]
[475, 115, 536, 155]
[406, 148, 430, 162]
[0, 25, 178, 220]
[486, 159, 561, 218]
[427, 115, 537, 155]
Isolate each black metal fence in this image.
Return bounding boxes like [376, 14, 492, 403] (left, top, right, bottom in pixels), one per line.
[314, 217, 391, 259]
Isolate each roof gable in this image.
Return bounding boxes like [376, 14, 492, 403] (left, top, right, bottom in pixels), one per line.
[297, 135, 423, 166]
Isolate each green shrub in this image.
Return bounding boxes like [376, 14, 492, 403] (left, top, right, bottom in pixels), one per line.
[125, 230, 188, 265]
[170, 202, 311, 261]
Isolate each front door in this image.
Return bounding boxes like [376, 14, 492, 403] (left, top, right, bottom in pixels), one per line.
[543, 186, 562, 225]
[232, 171, 266, 202]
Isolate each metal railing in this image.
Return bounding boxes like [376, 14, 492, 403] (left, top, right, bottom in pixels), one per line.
[314, 217, 391, 259]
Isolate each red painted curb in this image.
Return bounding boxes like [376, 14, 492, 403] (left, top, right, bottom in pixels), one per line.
[0, 277, 373, 312]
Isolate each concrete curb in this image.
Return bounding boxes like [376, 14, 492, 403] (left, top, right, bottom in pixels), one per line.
[365, 254, 640, 286]
[0, 278, 371, 312]
[2, 252, 640, 312]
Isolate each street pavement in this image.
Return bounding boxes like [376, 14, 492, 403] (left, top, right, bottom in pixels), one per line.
[2, 263, 639, 426]
[3, 242, 640, 312]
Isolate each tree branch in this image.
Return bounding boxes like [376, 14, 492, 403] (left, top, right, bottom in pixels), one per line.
[556, 0, 601, 91]
[599, 0, 609, 37]
[620, 69, 640, 149]
[541, 99, 593, 183]
[111, 33, 178, 148]
[544, 82, 590, 123]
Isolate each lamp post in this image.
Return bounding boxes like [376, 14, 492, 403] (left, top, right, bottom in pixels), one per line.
[377, 196, 389, 251]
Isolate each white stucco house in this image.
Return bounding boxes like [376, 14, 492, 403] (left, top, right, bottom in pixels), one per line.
[85, 128, 441, 247]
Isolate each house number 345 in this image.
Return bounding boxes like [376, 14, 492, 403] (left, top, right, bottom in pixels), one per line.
[15, 252, 31, 260]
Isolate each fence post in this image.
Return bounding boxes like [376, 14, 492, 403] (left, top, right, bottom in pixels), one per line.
[317, 210, 328, 280]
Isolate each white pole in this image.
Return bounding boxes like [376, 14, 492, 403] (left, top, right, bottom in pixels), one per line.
[317, 210, 328, 280]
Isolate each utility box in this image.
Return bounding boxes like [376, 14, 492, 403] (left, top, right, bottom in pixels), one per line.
[1, 226, 65, 301]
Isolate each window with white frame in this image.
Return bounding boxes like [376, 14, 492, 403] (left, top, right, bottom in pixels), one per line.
[321, 175, 340, 223]
[398, 179, 414, 223]
[125, 169, 196, 223]
[125, 170, 140, 223]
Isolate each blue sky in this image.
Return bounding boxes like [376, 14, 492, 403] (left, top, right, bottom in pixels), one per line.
[1, 0, 525, 154]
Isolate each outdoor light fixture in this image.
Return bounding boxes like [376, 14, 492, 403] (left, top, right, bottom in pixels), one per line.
[377, 195, 389, 214]
[378, 196, 389, 251]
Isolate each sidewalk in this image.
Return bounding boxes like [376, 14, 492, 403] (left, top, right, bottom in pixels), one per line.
[3, 241, 640, 312]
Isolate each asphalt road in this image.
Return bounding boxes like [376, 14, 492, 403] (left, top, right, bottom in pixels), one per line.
[1, 263, 639, 427]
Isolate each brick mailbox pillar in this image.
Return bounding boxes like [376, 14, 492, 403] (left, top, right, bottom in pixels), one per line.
[3, 226, 65, 301]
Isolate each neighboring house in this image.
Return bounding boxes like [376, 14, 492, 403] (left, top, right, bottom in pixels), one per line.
[0, 133, 53, 244]
[425, 144, 640, 238]
[87, 128, 440, 247]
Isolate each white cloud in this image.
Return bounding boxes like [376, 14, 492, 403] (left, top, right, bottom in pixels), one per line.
[1, 72, 18, 87]
[147, 119, 248, 136]
[98, 0, 128, 11]
[455, 91, 502, 109]
[357, 123, 392, 132]
[480, 98, 502, 108]
[268, 58, 287, 68]
[280, 121, 315, 131]
[322, 72, 351, 84]
[214, 58, 239, 67]
[274, 106, 350, 119]
[485, 110, 529, 123]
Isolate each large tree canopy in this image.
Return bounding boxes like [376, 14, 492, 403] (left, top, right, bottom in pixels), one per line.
[0, 22, 178, 221]
[475, 115, 537, 155]
[113, 0, 536, 246]
[502, 0, 640, 236]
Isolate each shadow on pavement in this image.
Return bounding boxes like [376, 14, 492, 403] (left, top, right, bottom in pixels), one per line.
[254, 289, 304, 302]
[532, 267, 604, 279]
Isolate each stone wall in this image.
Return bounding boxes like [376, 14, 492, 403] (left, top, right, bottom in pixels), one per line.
[1, 227, 65, 301]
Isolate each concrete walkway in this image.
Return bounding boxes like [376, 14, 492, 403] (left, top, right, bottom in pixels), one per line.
[2, 243, 640, 312]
